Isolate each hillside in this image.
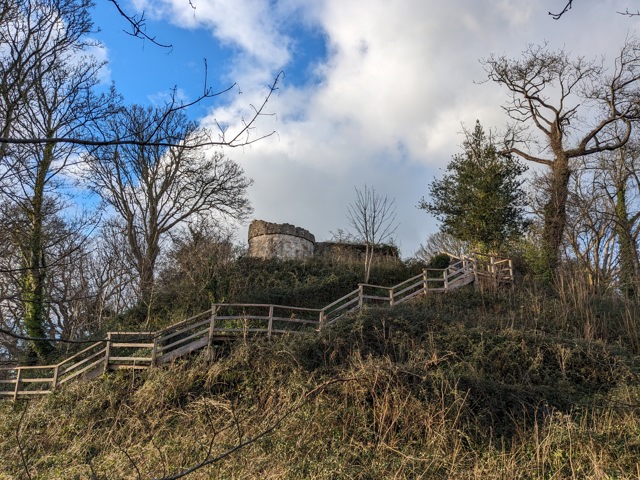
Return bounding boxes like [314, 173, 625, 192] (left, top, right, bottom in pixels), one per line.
[1, 286, 639, 479]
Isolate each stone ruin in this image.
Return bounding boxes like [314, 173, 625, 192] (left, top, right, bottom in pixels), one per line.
[248, 220, 316, 260]
[247, 220, 399, 261]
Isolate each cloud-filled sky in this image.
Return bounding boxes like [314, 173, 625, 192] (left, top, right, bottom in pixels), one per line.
[92, 0, 640, 257]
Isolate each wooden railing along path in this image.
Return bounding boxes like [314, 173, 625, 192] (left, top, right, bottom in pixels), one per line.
[0, 254, 512, 400]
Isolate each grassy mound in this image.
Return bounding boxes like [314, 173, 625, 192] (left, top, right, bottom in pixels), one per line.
[1, 290, 640, 479]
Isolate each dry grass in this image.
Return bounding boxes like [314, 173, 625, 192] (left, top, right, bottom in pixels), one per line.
[1, 286, 640, 479]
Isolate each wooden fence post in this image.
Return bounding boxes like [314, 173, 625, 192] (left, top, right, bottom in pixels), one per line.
[52, 364, 59, 391]
[318, 310, 325, 331]
[103, 332, 111, 374]
[490, 256, 497, 289]
[472, 254, 479, 289]
[13, 367, 21, 401]
[151, 337, 159, 367]
[508, 259, 514, 290]
[207, 305, 217, 349]
[443, 269, 449, 290]
[268, 305, 274, 339]
[423, 269, 428, 295]
[358, 284, 364, 309]
[389, 288, 394, 306]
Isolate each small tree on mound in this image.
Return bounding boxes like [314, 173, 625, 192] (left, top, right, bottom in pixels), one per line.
[346, 185, 398, 283]
[419, 120, 528, 253]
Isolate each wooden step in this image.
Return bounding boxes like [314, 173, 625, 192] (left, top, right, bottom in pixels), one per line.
[157, 337, 209, 364]
[447, 274, 475, 289]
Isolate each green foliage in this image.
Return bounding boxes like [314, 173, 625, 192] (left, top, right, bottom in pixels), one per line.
[227, 256, 419, 308]
[426, 252, 450, 270]
[126, 254, 420, 332]
[420, 120, 528, 251]
[423, 252, 450, 280]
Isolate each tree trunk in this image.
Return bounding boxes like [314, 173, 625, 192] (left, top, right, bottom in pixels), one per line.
[138, 256, 156, 310]
[22, 142, 54, 357]
[138, 235, 160, 316]
[542, 155, 572, 275]
[614, 185, 640, 297]
[363, 243, 373, 284]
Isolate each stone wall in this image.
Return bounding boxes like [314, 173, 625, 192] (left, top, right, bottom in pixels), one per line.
[248, 220, 316, 260]
[247, 220, 400, 262]
[315, 241, 400, 262]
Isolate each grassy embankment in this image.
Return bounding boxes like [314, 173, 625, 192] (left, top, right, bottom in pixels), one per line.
[1, 259, 640, 479]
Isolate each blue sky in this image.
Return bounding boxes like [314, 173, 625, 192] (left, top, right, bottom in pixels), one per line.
[90, 0, 640, 257]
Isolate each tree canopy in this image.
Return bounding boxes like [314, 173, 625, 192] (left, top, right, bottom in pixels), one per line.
[420, 121, 528, 252]
[483, 40, 640, 274]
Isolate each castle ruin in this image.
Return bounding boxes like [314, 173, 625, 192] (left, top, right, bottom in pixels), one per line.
[247, 220, 399, 261]
[248, 220, 315, 260]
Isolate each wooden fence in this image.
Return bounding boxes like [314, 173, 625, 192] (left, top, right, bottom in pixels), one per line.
[0, 254, 512, 400]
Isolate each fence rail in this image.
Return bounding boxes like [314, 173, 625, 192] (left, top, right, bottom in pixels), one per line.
[1, 253, 511, 399]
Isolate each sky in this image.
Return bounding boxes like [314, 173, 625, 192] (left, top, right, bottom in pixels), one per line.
[90, 0, 640, 258]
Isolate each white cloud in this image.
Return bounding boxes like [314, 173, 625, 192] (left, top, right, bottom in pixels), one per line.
[124, 0, 640, 257]
[133, 0, 291, 73]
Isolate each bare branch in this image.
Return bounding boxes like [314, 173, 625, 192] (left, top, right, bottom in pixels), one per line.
[0, 72, 282, 149]
[107, 0, 172, 49]
[549, 1, 574, 20]
[618, 9, 640, 17]
[549, 1, 640, 19]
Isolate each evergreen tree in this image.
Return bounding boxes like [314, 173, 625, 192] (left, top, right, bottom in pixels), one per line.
[419, 121, 528, 252]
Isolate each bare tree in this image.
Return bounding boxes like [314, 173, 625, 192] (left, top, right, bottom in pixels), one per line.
[0, 1, 281, 152]
[85, 105, 252, 315]
[0, 0, 98, 163]
[549, 1, 640, 19]
[0, 199, 100, 358]
[483, 39, 640, 275]
[536, 142, 640, 295]
[415, 232, 471, 263]
[0, 0, 115, 357]
[563, 169, 618, 292]
[346, 185, 398, 283]
[91, 220, 139, 314]
[0, 0, 278, 353]
[583, 145, 640, 296]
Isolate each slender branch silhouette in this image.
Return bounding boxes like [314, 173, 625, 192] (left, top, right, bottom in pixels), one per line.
[153, 377, 356, 480]
[549, 0, 573, 19]
[108, 0, 172, 48]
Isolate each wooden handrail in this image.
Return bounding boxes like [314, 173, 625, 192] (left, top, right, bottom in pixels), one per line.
[3, 254, 512, 399]
[321, 288, 361, 311]
[56, 341, 105, 368]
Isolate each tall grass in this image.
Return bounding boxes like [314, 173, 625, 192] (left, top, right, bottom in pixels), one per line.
[1, 279, 640, 478]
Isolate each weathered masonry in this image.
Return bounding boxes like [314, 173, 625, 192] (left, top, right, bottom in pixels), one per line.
[247, 219, 401, 261]
[248, 220, 316, 260]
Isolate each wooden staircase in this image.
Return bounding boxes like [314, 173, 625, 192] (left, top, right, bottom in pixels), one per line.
[0, 253, 512, 400]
